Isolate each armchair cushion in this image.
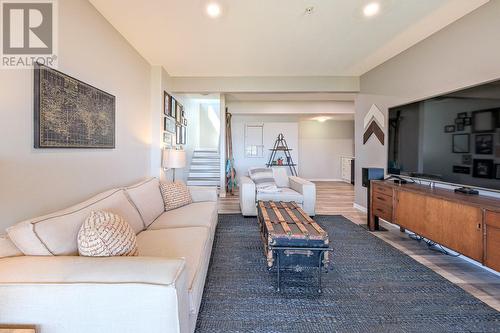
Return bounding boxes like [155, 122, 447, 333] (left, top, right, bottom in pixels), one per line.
[257, 188, 303, 203]
[272, 167, 290, 188]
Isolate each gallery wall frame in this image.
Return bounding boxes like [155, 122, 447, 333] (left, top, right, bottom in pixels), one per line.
[34, 62, 115, 149]
[452, 134, 470, 153]
[472, 109, 497, 133]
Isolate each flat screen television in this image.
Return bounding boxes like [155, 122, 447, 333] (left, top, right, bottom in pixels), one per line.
[387, 80, 500, 191]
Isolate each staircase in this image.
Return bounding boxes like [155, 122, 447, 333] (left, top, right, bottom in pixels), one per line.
[187, 149, 220, 187]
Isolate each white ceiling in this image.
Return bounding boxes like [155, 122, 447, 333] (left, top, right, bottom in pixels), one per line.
[90, 0, 488, 77]
[225, 92, 357, 102]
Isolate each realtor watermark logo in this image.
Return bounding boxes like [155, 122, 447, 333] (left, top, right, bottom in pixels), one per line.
[1, 0, 58, 68]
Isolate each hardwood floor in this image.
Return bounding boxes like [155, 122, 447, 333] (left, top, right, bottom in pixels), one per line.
[218, 181, 500, 311]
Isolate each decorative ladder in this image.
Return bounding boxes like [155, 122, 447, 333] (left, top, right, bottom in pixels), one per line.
[266, 133, 298, 176]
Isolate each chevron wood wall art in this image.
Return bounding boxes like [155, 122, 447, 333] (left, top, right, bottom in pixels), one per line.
[363, 104, 385, 145]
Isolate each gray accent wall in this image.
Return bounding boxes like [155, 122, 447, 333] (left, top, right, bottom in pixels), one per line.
[355, 0, 500, 208]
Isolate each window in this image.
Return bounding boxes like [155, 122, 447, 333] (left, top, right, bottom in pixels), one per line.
[245, 124, 264, 158]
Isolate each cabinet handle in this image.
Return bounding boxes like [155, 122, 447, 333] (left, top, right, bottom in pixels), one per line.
[477, 223, 481, 230]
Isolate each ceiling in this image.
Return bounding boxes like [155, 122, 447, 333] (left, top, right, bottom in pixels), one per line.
[225, 92, 357, 102]
[90, 0, 488, 77]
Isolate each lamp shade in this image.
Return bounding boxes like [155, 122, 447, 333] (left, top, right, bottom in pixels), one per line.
[162, 149, 186, 169]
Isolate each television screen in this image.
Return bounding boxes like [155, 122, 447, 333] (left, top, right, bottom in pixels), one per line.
[388, 80, 500, 191]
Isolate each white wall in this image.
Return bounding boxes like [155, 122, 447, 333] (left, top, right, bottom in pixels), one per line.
[0, 0, 152, 232]
[299, 120, 354, 180]
[199, 103, 220, 149]
[355, 0, 500, 207]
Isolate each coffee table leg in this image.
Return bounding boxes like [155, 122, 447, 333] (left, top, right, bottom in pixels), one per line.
[317, 251, 323, 293]
[276, 250, 281, 292]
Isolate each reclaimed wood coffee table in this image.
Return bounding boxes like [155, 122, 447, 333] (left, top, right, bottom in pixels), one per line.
[257, 200, 333, 292]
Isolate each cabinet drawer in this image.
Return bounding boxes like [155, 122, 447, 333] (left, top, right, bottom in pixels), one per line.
[486, 211, 500, 228]
[373, 192, 393, 207]
[373, 201, 392, 222]
[373, 183, 393, 196]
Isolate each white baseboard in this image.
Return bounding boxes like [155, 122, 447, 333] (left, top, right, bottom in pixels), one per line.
[353, 203, 367, 213]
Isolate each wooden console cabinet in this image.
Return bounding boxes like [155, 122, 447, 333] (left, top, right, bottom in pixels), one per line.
[370, 181, 500, 272]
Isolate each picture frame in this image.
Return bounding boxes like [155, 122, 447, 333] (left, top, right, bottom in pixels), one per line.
[496, 164, 500, 180]
[163, 132, 173, 147]
[170, 98, 177, 118]
[457, 112, 467, 119]
[444, 125, 455, 133]
[34, 62, 115, 149]
[183, 118, 188, 126]
[452, 134, 470, 153]
[181, 126, 187, 145]
[496, 146, 500, 158]
[176, 104, 183, 124]
[472, 109, 496, 133]
[164, 116, 176, 134]
[473, 159, 494, 179]
[462, 154, 472, 165]
[455, 118, 464, 125]
[464, 117, 472, 126]
[457, 124, 465, 131]
[453, 165, 470, 174]
[176, 125, 182, 144]
[475, 134, 493, 155]
[163, 91, 171, 116]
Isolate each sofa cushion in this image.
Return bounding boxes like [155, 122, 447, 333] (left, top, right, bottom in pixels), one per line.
[78, 211, 138, 257]
[148, 202, 218, 235]
[137, 227, 211, 314]
[7, 189, 144, 256]
[272, 167, 290, 188]
[257, 187, 304, 203]
[160, 182, 193, 211]
[0, 234, 23, 258]
[125, 178, 164, 227]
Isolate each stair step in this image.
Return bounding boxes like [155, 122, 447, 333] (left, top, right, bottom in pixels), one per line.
[189, 171, 220, 178]
[191, 159, 220, 164]
[187, 179, 220, 186]
[193, 154, 220, 159]
[190, 164, 220, 170]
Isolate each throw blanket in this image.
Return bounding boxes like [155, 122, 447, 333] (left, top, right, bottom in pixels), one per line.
[248, 168, 281, 193]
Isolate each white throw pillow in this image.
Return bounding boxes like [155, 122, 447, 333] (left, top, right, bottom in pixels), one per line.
[159, 181, 193, 211]
[248, 167, 280, 193]
[78, 211, 138, 257]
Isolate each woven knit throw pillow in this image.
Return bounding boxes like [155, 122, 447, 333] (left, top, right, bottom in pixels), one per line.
[248, 167, 280, 193]
[78, 211, 138, 257]
[159, 181, 193, 211]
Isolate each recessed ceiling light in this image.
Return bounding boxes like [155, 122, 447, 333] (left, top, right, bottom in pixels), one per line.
[363, 2, 380, 17]
[206, 3, 222, 18]
[312, 116, 332, 123]
[305, 6, 314, 15]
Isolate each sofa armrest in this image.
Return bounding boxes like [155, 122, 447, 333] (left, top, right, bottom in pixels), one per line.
[239, 176, 257, 216]
[0, 256, 190, 333]
[188, 186, 218, 202]
[289, 176, 316, 216]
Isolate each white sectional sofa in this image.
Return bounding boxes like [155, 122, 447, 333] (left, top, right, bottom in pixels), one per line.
[239, 168, 316, 217]
[0, 178, 218, 333]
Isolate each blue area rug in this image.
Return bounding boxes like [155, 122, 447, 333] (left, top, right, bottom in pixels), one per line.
[195, 214, 499, 333]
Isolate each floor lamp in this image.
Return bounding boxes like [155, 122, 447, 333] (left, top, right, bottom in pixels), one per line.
[162, 149, 186, 182]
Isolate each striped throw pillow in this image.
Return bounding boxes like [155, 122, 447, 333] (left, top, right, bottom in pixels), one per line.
[159, 181, 193, 211]
[78, 211, 138, 257]
[248, 167, 280, 193]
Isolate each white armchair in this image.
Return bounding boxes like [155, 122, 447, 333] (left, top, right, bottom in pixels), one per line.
[239, 168, 316, 217]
